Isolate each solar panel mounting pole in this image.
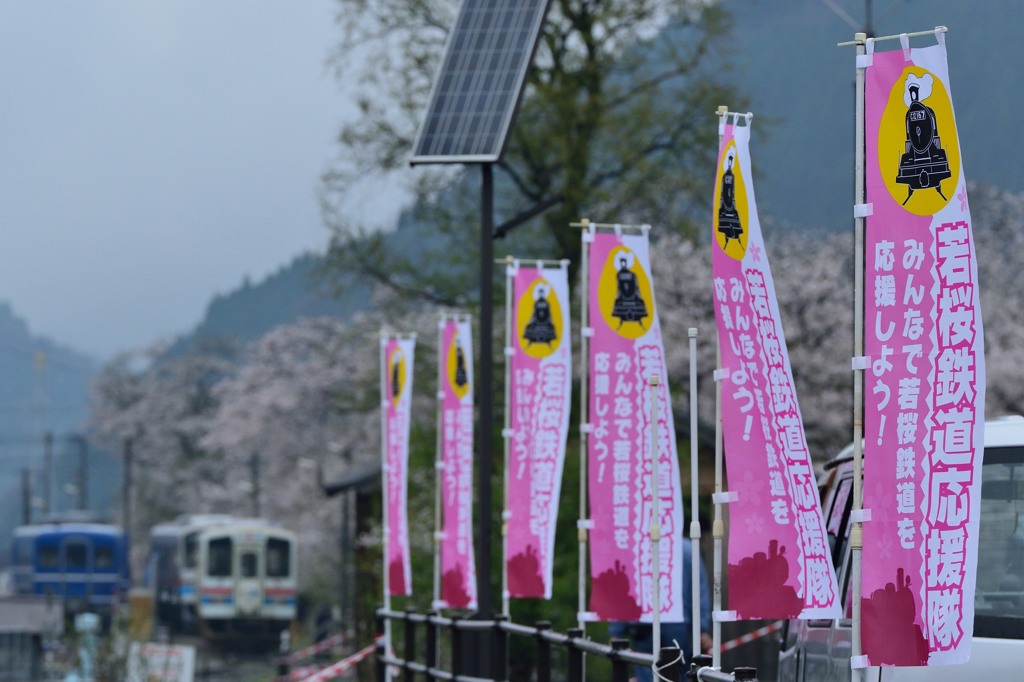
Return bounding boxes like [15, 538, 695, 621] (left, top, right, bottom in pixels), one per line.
[408, 0, 553, 643]
[478, 162, 495, 617]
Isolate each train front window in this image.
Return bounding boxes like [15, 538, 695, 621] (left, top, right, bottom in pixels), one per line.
[184, 532, 199, 569]
[65, 541, 88, 570]
[207, 538, 233, 577]
[38, 543, 59, 569]
[975, 445, 1024, 638]
[95, 545, 114, 568]
[241, 551, 258, 578]
[267, 538, 290, 578]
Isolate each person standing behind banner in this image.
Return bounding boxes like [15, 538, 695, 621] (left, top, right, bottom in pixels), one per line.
[609, 538, 712, 682]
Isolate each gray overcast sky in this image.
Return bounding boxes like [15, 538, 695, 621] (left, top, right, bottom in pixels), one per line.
[0, 2, 405, 360]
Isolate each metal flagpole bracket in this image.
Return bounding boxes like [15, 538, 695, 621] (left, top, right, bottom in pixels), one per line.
[853, 203, 873, 218]
[713, 368, 729, 382]
[712, 491, 738, 505]
[850, 509, 872, 523]
[857, 38, 875, 69]
[713, 610, 738, 622]
[851, 356, 869, 371]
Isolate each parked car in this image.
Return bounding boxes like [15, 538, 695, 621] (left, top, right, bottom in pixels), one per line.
[778, 415, 1024, 680]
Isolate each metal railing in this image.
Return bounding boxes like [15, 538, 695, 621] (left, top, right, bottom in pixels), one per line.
[375, 608, 758, 682]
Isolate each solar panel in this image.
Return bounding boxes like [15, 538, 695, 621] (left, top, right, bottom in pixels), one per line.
[410, 0, 550, 165]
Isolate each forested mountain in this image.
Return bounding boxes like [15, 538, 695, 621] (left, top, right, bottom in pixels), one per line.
[0, 302, 97, 556]
[169, 252, 372, 355]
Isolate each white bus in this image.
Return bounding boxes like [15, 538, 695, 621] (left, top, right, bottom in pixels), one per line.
[778, 416, 1024, 680]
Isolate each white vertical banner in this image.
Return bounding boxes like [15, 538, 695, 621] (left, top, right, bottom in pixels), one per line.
[505, 260, 572, 600]
[583, 225, 684, 623]
[439, 315, 477, 609]
[382, 335, 415, 597]
[862, 30, 985, 666]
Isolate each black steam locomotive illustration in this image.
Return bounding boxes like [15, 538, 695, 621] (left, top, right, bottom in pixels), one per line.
[895, 73, 951, 205]
[717, 151, 743, 246]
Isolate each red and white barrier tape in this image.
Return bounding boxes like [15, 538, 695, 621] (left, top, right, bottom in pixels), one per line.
[719, 620, 784, 652]
[285, 633, 347, 664]
[286, 666, 321, 681]
[296, 643, 376, 682]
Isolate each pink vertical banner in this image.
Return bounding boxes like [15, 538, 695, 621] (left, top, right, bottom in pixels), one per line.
[711, 119, 840, 620]
[506, 261, 571, 599]
[862, 32, 984, 666]
[440, 316, 478, 610]
[584, 226, 683, 623]
[382, 336, 415, 596]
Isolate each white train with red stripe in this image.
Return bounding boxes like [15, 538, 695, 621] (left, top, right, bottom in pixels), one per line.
[147, 514, 297, 643]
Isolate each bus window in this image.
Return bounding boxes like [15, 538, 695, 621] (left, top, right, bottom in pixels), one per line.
[975, 449, 1024, 638]
[267, 539, 290, 578]
[207, 538, 233, 577]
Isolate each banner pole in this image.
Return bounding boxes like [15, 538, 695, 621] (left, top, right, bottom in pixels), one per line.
[688, 328, 701, 660]
[851, 31, 868, 682]
[379, 333, 392, 682]
[649, 374, 661, 679]
[433, 318, 444, 612]
[501, 259, 515, 617]
[712, 105, 727, 670]
[577, 220, 591, 632]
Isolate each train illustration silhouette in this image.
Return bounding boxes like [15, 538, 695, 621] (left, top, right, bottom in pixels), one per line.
[895, 78, 952, 205]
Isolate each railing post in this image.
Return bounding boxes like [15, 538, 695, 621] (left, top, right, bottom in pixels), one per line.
[376, 609, 387, 682]
[425, 610, 438, 680]
[535, 621, 552, 682]
[609, 638, 630, 682]
[450, 616, 464, 679]
[687, 654, 713, 682]
[566, 627, 584, 682]
[491, 614, 508, 682]
[404, 606, 416, 682]
[656, 646, 681, 682]
[733, 666, 758, 681]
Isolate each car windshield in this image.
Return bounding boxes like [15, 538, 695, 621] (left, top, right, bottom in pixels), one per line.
[975, 445, 1024, 638]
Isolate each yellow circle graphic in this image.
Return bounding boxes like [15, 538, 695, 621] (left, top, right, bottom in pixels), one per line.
[516, 279, 563, 358]
[388, 347, 406, 407]
[447, 332, 471, 399]
[598, 246, 654, 339]
[712, 140, 749, 261]
[878, 66, 959, 215]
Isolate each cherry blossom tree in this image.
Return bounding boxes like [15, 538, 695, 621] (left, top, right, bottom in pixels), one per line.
[88, 339, 240, 569]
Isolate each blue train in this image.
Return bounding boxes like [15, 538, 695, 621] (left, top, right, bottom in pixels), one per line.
[9, 518, 130, 625]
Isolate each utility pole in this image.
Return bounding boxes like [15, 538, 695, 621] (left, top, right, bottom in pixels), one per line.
[123, 438, 133, 542]
[74, 435, 89, 511]
[249, 451, 261, 518]
[22, 468, 31, 525]
[43, 431, 53, 516]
